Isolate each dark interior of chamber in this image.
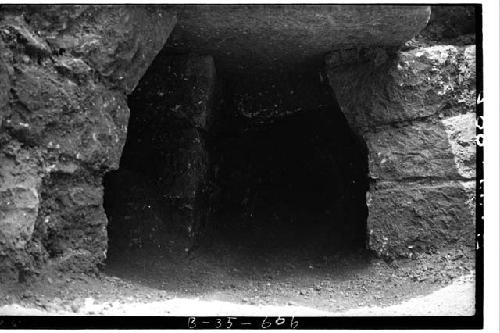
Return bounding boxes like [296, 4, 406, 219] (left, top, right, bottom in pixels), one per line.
[103, 47, 369, 261]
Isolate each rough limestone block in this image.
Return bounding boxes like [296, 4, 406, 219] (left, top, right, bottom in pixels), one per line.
[0, 147, 41, 278]
[36, 173, 107, 271]
[0, 187, 38, 250]
[326, 45, 476, 133]
[171, 5, 430, 74]
[367, 180, 475, 258]
[441, 112, 477, 179]
[0, 190, 39, 251]
[367, 114, 476, 180]
[0, 5, 177, 277]
[13, 5, 177, 94]
[155, 55, 216, 201]
[7, 64, 130, 170]
[326, 42, 477, 257]
[119, 53, 216, 246]
[0, 146, 41, 251]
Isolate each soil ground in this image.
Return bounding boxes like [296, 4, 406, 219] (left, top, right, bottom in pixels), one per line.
[0, 242, 475, 317]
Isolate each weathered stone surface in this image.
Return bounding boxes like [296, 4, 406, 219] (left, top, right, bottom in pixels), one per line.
[124, 53, 216, 199]
[169, 5, 430, 74]
[441, 113, 477, 179]
[36, 172, 107, 269]
[327, 45, 476, 133]
[111, 53, 216, 250]
[0, 141, 43, 278]
[0, 4, 475, 276]
[11, 5, 177, 94]
[367, 181, 475, 258]
[421, 5, 476, 42]
[0, 5, 176, 279]
[0, 158, 40, 251]
[326, 10, 477, 258]
[366, 115, 476, 180]
[6, 64, 129, 169]
[154, 55, 216, 243]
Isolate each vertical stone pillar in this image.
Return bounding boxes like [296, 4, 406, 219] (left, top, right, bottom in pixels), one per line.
[326, 45, 476, 258]
[155, 55, 216, 246]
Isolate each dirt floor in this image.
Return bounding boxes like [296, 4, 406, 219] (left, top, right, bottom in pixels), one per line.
[0, 243, 475, 317]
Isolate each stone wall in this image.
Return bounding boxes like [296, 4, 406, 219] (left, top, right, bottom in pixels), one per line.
[0, 5, 176, 279]
[0, 4, 475, 280]
[326, 10, 477, 258]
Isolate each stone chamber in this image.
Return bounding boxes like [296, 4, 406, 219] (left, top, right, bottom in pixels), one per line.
[0, 5, 477, 282]
[104, 51, 369, 259]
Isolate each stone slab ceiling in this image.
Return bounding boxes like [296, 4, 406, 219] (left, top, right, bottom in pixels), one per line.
[167, 5, 431, 74]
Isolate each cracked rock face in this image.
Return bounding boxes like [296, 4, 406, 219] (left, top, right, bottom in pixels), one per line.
[0, 5, 176, 279]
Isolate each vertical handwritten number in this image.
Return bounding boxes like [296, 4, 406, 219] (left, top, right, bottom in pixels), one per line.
[476, 134, 484, 146]
[215, 318, 222, 328]
[188, 317, 196, 328]
[476, 115, 484, 130]
[262, 317, 272, 329]
[275, 316, 285, 326]
[477, 93, 484, 105]
[290, 316, 299, 329]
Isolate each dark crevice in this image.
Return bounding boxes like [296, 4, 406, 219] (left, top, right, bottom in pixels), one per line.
[360, 109, 475, 135]
[371, 176, 476, 186]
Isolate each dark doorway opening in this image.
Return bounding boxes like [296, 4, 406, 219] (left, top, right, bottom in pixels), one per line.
[208, 70, 369, 255]
[102, 45, 369, 264]
[211, 109, 369, 253]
